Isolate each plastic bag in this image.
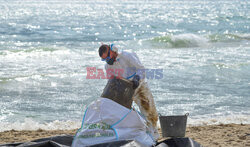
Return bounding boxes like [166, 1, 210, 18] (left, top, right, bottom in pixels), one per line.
[72, 98, 155, 147]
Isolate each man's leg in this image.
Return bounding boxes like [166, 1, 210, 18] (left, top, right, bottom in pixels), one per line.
[132, 81, 159, 140]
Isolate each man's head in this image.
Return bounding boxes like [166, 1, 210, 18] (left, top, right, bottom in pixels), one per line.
[99, 44, 117, 65]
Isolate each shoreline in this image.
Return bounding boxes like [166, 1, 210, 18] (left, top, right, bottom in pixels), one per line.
[0, 124, 249, 146]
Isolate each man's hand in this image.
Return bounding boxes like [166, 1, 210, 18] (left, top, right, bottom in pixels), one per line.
[132, 75, 140, 89]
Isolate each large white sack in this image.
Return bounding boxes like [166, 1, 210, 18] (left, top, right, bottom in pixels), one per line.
[72, 98, 155, 147]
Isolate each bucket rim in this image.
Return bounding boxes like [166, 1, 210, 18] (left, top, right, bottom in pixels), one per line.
[159, 113, 189, 117]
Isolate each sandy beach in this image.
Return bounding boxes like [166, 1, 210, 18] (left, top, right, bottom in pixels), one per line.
[0, 123, 249, 147]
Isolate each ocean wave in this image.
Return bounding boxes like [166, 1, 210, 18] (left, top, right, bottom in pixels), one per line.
[0, 118, 81, 132]
[1, 114, 249, 132]
[187, 114, 250, 126]
[149, 33, 250, 48]
[0, 46, 76, 64]
[150, 34, 209, 48]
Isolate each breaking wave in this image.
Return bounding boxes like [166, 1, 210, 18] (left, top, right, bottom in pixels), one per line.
[149, 33, 250, 48]
[151, 34, 209, 48]
[1, 114, 250, 132]
[0, 119, 81, 132]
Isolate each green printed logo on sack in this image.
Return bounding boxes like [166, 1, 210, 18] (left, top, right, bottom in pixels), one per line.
[78, 122, 115, 139]
[78, 132, 114, 139]
[83, 122, 112, 130]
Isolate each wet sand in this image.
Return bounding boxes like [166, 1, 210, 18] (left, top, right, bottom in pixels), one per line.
[0, 124, 249, 147]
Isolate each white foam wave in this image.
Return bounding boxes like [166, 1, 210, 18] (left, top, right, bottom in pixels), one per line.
[172, 34, 209, 47]
[1, 114, 250, 132]
[0, 118, 81, 132]
[187, 114, 250, 126]
[150, 33, 209, 48]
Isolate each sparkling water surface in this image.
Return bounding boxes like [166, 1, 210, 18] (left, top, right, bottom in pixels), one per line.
[0, 0, 249, 131]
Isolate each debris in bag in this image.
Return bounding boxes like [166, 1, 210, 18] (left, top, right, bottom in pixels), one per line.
[101, 77, 135, 109]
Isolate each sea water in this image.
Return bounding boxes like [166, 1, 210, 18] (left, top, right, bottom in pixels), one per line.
[0, 0, 249, 131]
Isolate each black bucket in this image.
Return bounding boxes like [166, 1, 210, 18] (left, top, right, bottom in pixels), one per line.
[159, 113, 189, 138]
[101, 77, 135, 109]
